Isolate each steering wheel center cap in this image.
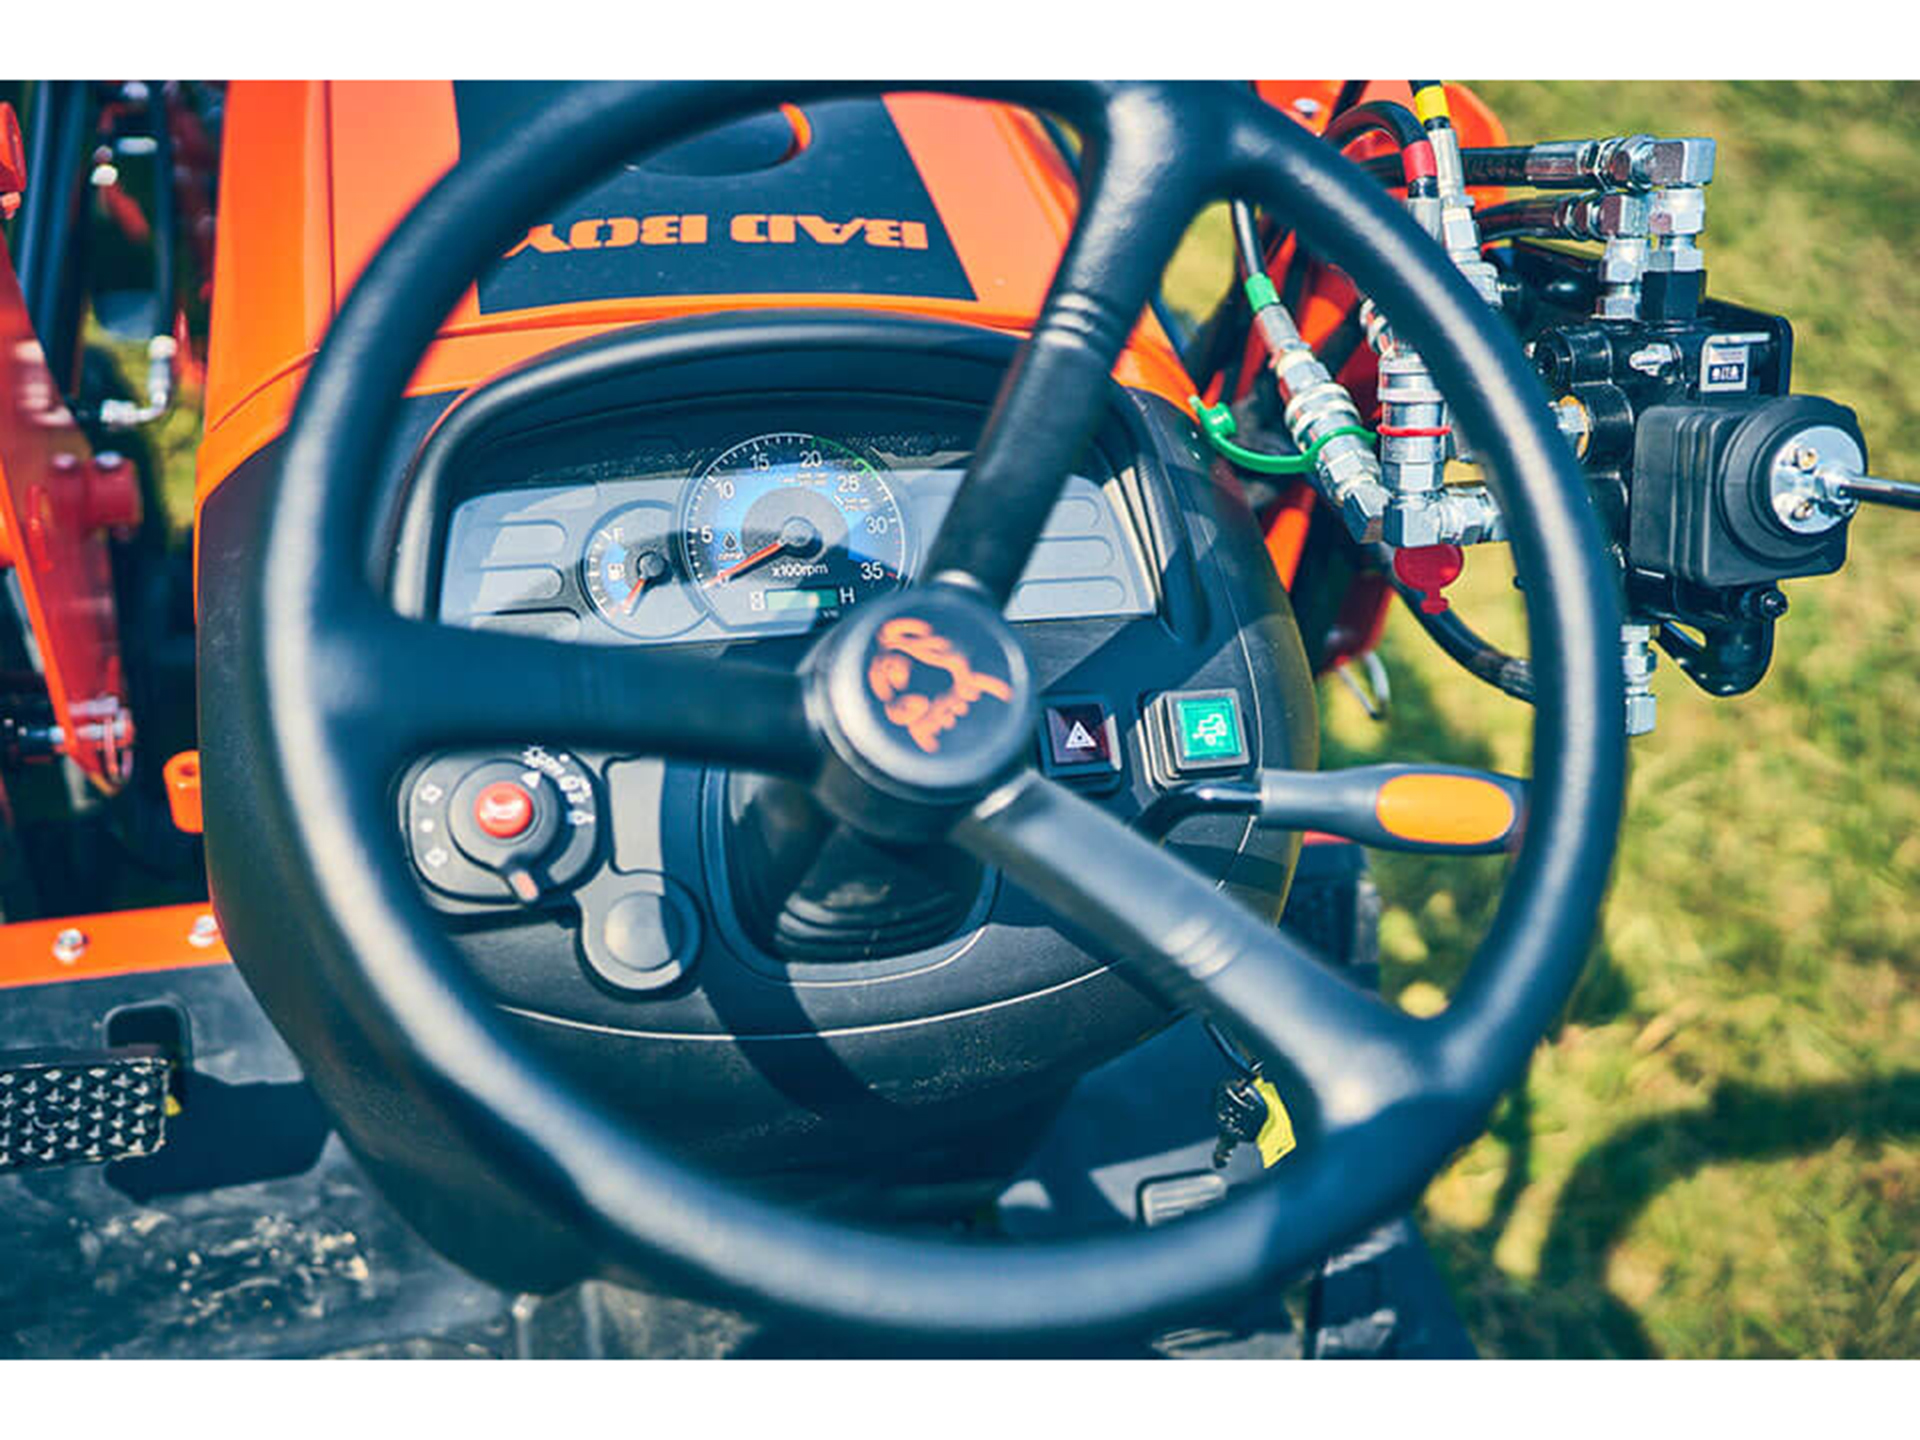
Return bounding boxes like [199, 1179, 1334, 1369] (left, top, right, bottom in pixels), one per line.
[809, 585, 1036, 834]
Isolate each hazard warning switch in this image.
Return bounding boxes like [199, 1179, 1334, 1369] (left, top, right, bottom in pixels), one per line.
[1040, 698, 1123, 780]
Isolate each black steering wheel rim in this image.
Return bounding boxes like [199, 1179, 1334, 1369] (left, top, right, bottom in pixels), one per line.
[222, 80, 1626, 1347]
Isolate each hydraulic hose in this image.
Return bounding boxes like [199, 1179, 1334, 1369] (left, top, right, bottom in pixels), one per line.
[1407, 598, 1535, 703]
[1354, 147, 1570, 189]
[1321, 98, 1428, 153]
[1231, 196, 1265, 279]
[1366, 542, 1533, 701]
[1474, 196, 1591, 241]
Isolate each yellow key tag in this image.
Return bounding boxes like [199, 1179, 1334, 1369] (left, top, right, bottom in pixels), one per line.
[1251, 1078, 1296, 1167]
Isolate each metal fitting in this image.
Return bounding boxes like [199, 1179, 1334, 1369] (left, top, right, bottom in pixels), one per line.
[1403, 192, 1443, 243]
[1371, 342, 1505, 546]
[1594, 236, 1650, 320]
[1647, 186, 1707, 238]
[52, 927, 88, 964]
[1550, 192, 1653, 242]
[1385, 484, 1507, 548]
[1622, 623, 1658, 736]
[98, 333, 179, 430]
[1425, 122, 1502, 308]
[1645, 186, 1708, 275]
[1261, 306, 1391, 542]
[1763, 423, 1920, 530]
[1596, 135, 1716, 190]
[1627, 342, 1683, 378]
[1522, 135, 1716, 192]
[1553, 395, 1593, 458]
[188, 913, 221, 949]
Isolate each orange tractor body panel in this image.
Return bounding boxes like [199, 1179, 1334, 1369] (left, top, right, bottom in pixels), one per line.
[194, 83, 1191, 508]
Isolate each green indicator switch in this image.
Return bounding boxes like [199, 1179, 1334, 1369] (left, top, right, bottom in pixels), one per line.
[1164, 690, 1249, 772]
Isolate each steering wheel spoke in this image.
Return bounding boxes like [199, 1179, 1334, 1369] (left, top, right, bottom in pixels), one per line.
[957, 770, 1433, 1132]
[332, 610, 820, 780]
[922, 86, 1218, 604]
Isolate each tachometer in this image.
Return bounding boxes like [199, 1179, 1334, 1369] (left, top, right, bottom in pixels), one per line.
[680, 432, 909, 631]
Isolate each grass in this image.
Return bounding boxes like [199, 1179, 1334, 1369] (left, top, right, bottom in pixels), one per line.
[1161, 81, 1920, 1357]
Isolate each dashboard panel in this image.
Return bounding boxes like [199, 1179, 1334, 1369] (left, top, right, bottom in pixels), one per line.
[436, 397, 1156, 646]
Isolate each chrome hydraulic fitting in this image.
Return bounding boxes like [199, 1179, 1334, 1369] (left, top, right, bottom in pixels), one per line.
[1425, 123, 1502, 309]
[1358, 310, 1506, 548]
[1491, 188, 1708, 320]
[1251, 295, 1391, 543]
[1645, 184, 1708, 280]
[1513, 192, 1657, 320]
[1377, 350, 1445, 477]
[1595, 236, 1650, 320]
[1532, 191, 1653, 243]
[1519, 134, 1716, 192]
[1622, 622, 1658, 736]
[1374, 351, 1502, 546]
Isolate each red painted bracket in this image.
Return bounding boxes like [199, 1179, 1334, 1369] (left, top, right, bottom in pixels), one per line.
[0, 231, 136, 791]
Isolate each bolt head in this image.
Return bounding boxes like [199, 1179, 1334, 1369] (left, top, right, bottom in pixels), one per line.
[52, 927, 87, 963]
[1624, 692, 1658, 737]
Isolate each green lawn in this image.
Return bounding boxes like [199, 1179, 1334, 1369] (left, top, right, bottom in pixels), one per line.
[1164, 81, 1920, 1357]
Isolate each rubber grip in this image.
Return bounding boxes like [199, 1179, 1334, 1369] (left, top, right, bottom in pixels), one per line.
[1257, 763, 1525, 854]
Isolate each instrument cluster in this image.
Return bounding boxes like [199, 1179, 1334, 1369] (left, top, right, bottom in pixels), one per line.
[437, 407, 1156, 647]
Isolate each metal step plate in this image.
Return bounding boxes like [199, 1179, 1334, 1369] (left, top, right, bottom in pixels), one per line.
[0, 1047, 171, 1172]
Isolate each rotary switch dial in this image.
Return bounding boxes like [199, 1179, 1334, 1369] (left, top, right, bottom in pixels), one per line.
[405, 746, 599, 906]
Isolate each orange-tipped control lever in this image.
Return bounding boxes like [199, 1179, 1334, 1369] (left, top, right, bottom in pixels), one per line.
[1138, 763, 1525, 855]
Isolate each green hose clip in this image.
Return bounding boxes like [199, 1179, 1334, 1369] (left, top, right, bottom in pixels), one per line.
[1187, 394, 1376, 477]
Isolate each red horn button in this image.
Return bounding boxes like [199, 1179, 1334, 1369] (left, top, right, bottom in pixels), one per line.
[473, 781, 535, 840]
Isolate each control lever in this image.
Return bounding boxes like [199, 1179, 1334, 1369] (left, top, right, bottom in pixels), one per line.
[1137, 763, 1525, 855]
[1830, 472, 1920, 512]
[1768, 428, 1920, 530]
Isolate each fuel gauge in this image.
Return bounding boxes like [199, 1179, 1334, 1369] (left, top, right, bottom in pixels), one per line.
[581, 500, 702, 640]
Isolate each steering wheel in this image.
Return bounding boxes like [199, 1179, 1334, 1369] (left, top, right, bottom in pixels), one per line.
[216, 81, 1625, 1348]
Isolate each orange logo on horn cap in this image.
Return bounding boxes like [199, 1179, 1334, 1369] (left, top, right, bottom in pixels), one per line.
[866, 617, 1014, 755]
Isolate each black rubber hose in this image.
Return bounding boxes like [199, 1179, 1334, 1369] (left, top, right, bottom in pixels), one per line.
[1356, 146, 1554, 190]
[1231, 196, 1264, 279]
[1369, 543, 1534, 702]
[1404, 597, 1536, 703]
[1328, 81, 1370, 122]
[1321, 99, 1428, 155]
[1473, 197, 1571, 241]
[1457, 146, 1535, 185]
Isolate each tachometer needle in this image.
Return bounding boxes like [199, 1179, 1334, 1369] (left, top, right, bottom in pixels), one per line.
[704, 537, 785, 589]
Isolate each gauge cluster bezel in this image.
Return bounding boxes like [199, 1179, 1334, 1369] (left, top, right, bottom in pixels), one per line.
[424, 392, 1160, 650]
